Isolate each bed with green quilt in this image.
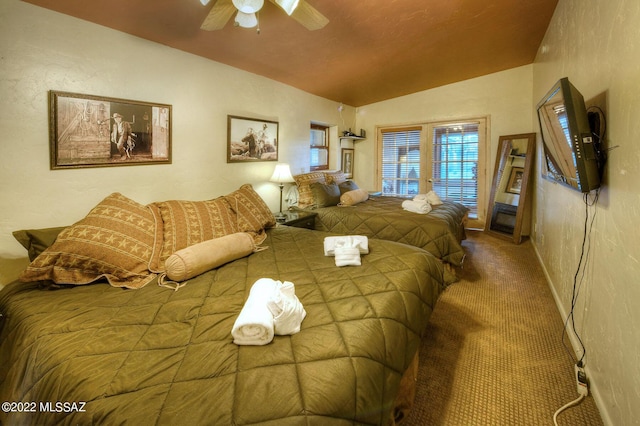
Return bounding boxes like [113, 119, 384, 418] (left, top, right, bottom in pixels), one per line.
[0, 189, 453, 425]
[291, 172, 469, 267]
[298, 196, 469, 267]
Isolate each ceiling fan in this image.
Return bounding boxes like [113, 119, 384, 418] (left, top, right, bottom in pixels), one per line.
[200, 0, 329, 31]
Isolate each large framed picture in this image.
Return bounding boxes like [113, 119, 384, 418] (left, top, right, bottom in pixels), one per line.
[49, 91, 171, 169]
[506, 167, 524, 194]
[341, 148, 354, 178]
[227, 115, 278, 162]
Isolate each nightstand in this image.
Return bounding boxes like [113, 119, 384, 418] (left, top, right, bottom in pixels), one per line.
[276, 211, 317, 230]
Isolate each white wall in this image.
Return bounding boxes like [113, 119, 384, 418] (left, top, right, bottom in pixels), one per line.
[0, 0, 354, 286]
[354, 65, 534, 225]
[532, 0, 640, 425]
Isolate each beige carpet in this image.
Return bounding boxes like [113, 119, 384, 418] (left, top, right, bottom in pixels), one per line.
[404, 230, 604, 426]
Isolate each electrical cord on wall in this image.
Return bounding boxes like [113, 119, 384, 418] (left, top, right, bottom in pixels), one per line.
[553, 193, 597, 425]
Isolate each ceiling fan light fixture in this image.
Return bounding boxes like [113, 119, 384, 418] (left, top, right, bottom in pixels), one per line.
[199, 0, 211, 5]
[234, 11, 258, 28]
[274, 0, 300, 16]
[231, 0, 264, 14]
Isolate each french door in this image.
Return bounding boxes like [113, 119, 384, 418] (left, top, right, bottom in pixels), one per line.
[377, 118, 488, 228]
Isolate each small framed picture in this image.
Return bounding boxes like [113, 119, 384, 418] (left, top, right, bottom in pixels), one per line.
[227, 115, 278, 162]
[506, 167, 524, 194]
[49, 91, 171, 169]
[341, 148, 354, 178]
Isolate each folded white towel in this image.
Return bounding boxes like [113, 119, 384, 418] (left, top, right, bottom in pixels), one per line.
[414, 191, 442, 205]
[402, 199, 432, 214]
[231, 278, 278, 346]
[323, 235, 369, 256]
[267, 280, 307, 335]
[335, 246, 362, 267]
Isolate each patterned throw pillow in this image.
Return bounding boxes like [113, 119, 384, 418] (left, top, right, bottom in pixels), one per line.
[324, 170, 347, 185]
[224, 184, 275, 244]
[152, 198, 239, 264]
[19, 193, 163, 289]
[294, 172, 326, 209]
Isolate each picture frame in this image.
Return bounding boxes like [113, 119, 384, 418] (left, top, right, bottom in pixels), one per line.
[341, 148, 354, 178]
[506, 167, 524, 194]
[49, 91, 171, 169]
[227, 115, 279, 162]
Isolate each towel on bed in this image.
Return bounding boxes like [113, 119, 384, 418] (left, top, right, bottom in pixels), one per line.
[323, 235, 369, 256]
[231, 278, 278, 345]
[414, 191, 443, 205]
[232, 278, 306, 345]
[402, 199, 432, 214]
[267, 280, 307, 335]
[335, 246, 362, 267]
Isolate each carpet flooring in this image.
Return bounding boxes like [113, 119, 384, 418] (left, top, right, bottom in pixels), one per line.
[404, 230, 604, 426]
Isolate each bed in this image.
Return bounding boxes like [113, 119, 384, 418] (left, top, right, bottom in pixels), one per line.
[0, 189, 453, 425]
[291, 172, 470, 267]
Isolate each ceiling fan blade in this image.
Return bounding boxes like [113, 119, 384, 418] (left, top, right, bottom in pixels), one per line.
[201, 0, 236, 31]
[268, 0, 328, 30]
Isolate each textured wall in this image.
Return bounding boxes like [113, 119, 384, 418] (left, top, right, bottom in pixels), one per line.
[532, 0, 640, 425]
[0, 0, 352, 285]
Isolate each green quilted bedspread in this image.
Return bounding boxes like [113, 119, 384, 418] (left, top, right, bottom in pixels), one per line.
[0, 226, 452, 425]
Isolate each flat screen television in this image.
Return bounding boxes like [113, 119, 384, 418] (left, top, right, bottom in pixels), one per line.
[536, 77, 604, 193]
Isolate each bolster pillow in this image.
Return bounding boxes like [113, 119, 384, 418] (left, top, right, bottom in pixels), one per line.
[339, 189, 369, 206]
[165, 232, 255, 282]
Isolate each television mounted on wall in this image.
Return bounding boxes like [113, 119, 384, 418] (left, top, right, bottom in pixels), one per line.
[536, 77, 605, 193]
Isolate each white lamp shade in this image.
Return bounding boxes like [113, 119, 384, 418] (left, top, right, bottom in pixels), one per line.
[234, 11, 258, 28]
[274, 0, 300, 15]
[270, 163, 295, 183]
[232, 0, 264, 14]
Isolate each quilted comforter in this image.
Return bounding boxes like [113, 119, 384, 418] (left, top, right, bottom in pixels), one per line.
[0, 226, 451, 425]
[302, 197, 469, 266]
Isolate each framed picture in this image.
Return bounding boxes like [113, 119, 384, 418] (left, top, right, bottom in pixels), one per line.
[506, 167, 524, 194]
[49, 91, 171, 169]
[341, 148, 354, 178]
[227, 115, 278, 162]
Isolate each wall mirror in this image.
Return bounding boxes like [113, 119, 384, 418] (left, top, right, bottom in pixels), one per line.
[485, 133, 536, 244]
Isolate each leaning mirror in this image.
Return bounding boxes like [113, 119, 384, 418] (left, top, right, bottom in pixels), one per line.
[485, 133, 536, 244]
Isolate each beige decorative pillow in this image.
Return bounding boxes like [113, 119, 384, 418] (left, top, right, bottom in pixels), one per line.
[19, 193, 163, 289]
[324, 170, 347, 185]
[152, 198, 238, 264]
[339, 189, 370, 206]
[294, 172, 326, 209]
[224, 184, 275, 245]
[164, 233, 255, 282]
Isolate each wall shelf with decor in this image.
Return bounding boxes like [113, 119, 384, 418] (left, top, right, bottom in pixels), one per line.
[339, 135, 366, 142]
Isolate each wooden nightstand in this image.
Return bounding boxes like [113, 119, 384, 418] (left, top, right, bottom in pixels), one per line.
[276, 211, 317, 230]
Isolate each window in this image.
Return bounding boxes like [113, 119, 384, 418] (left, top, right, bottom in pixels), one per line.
[430, 122, 480, 217]
[310, 124, 329, 171]
[380, 127, 423, 196]
[377, 118, 487, 227]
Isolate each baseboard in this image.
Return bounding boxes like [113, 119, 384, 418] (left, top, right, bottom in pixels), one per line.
[530, 240, 612, 426]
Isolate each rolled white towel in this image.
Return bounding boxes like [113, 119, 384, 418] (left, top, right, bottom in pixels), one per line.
[414, 191, 443, 205]
[267, 280, 307, 335]
[402, 199, 432, 214]
[335, 246, 362, 267]
[231, 278, 278, 345]
[323, 235, 369, 256]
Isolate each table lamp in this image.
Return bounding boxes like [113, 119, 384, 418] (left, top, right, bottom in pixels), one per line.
[269, 163, 295, 220]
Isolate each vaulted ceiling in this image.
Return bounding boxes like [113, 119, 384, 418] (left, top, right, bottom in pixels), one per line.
[22, 0, 558, 107]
